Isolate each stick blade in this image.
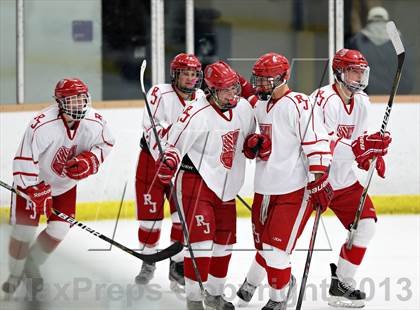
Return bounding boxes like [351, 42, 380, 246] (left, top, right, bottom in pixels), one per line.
[386, 21, 405, 55]
[140, 59, 147, 93]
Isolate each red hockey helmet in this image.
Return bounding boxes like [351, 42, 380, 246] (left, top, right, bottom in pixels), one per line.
[333, 49, 370, 93]
[204, 61, 241, 110]
[251, 53, 290, 100]
[170, 53, 203, 94]
[54, 78, 91, 120]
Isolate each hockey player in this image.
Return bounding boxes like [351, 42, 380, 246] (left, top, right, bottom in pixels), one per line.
[156, 61, 256, 310]
[236, 52, 333, 310]
[310, 48, 392, 308]
[134, 53, 204, 289]
[2, 78, 115, 297]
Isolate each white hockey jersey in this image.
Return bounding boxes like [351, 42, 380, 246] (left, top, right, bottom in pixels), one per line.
[142, 83, 205, 160]
[13, 105, 115, 196]
[167, 96, 256, 201]
[311, 84, 369, 190]
[254, 90, 332, 195]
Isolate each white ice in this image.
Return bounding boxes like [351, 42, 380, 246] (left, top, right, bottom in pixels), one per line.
[0, 215, 419, 310]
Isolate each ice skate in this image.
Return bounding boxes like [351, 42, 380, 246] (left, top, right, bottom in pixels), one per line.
[187, 299, 205, 310]
[169, 259, 185, 293]
[236, 278, 257, 307]
[204, 292, 235, 310]
[328, 263, 366, 308]
[2, 275, 22, 297]
[24, 257, 44, 300]
[261, 275, 296, 310]
[135, 261, 156, 285]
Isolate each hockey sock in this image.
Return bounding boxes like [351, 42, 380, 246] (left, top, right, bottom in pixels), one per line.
[8, 225, 37, 277]
[28, 221, 70, 266]
[266, 266, 292, 302]
[207, 244, 232, 296]
[337, 218, 375, 284]
[138, 220, 162, 254]
[246, 251, 266, 286]
[184, 240, 212, 301]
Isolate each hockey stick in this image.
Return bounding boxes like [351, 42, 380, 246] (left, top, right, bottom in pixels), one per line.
[346, 21, 405, 250]
[0, 180, 180, 264]
[139, 60, 205, 294]
[295, 58, 329, 310]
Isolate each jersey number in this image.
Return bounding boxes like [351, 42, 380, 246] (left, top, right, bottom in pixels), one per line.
[149, 87, 159, 105]
[179, 106, 193, 123]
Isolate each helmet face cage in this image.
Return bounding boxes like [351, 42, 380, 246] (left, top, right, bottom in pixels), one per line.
[171, 68, 203, 94]
[209, 82, 241, 110]
[251, 73, 286, 100]
[57, 93, 91, 120]
[336, 64, 370, 93]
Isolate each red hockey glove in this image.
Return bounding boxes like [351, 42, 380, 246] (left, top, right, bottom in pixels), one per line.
[243, 134, 271, 161]
[307, 173, 333, 213]
[23, 182, 53, 218]
[258, 134, 271, 161]
[352, 131, 392, 165]
[357, 155, 386, 178]
[238, 74, 255, 99]
[156, 147, 181, 185]
[64, 151, 99, 180]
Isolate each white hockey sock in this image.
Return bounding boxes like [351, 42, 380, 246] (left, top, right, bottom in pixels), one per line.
[186, 277, 204, 301]
[9, 225, 37, 277]
[337, 257, 358, 285]
[247, 252, 266, 286]
[269, 281, 290, 302]
[9, 256, 26, 278]
[206, 274, 226, 296]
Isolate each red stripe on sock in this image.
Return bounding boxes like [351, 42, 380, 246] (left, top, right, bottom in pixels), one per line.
[37, 230, 61, 253]
[170, 223, 182, 243]
[256, 252, 267, 269]
[209, 254, 232, 278]
[138, 226, 161, 246]
[184, 256, 211, 282]
[266, 266, 291, 289]
[9, 237, 30, 259]
[340, 244, 367, 265]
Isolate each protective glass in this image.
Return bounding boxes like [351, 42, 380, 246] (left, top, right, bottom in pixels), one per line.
[59, 93, 91, 120]
[172, 68, 203, 94]
[341, 65, 370, 93]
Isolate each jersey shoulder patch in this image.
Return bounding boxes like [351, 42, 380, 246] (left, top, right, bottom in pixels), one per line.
[285, 91, 311, 112]
[29, 105, 60, 130]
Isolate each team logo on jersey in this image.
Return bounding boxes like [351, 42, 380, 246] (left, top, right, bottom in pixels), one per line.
[336, 125, 355, 139]
[51, 145, 77, 177]
[220, 129, 240, 169]
[259, 124, 272, 140]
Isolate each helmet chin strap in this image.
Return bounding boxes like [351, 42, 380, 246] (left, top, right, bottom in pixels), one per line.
[257, 78, 287, 101]
[337, 80, 353, 101]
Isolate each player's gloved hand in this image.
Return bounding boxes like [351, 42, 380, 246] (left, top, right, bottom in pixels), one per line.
[23, 182, 53, 218]
[243, 134, 271, 161]
[357, 155, 386, 178]
[352, 131, 392, 166]
[307, 173, 333, 213]
[237, 73, 255, 99]
[64, 151, 99, 180]
[156, 147, 181, 185]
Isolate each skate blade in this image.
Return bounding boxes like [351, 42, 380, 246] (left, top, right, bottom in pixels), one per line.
[170, 280, 185, 294]
[328, 296, 365, 308]
[236, 297, 250, 307]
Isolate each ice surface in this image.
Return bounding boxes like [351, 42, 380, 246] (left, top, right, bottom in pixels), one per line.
[0, 215, 418, 309]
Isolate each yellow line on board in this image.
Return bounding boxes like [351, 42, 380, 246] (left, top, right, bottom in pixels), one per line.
[0, 195, 418, 224]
